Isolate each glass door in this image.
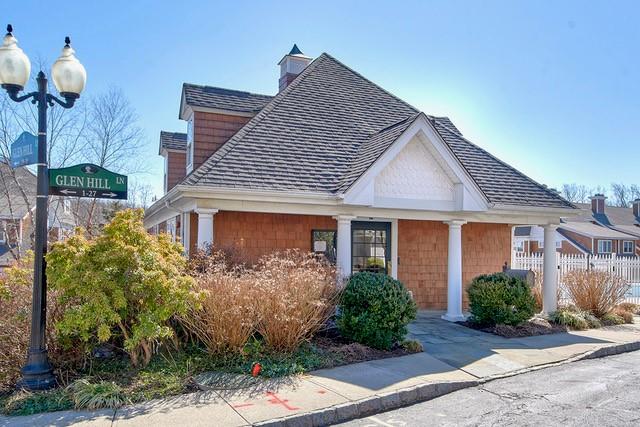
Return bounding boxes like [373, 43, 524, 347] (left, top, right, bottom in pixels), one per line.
[351, 221, 391, 274]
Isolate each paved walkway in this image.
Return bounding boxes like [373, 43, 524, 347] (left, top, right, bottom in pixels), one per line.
[3, 311, 640, 427]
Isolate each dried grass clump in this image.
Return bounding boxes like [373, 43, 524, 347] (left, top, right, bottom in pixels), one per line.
[0, 253, 82, 391]
[183, 249, 340, 355]
[182, 251, 257, 355]
[531, 271, 563, 311]
[563, 270, 630, 317]
[253, 250, 340, 352]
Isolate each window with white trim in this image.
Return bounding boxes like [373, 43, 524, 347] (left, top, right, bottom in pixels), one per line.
[598, 240, 612, 254]
[623, 240, 635, 254]
[514, 240, 524, 252]
[186, 116, 194, 172]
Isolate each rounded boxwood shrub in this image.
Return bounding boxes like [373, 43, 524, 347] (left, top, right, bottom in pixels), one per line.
[337, 272, 417, 350]
[467, 273, 536, 326]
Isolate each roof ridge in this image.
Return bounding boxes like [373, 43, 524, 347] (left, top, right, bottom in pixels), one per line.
[369, 113, 419, 136]
[182, 83, 273, 99]
[432, 118, 575, 209]
[182, 54, 332, 186]
[321, 53, 420, 115]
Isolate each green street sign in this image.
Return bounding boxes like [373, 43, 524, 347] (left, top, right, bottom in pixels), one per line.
[49, 163, 128, 200]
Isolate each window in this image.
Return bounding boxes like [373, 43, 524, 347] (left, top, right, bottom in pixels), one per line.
[186, 117, 194, 172]
[514, 240, 524, 252]
[311, 230, 336, 264]
[351, 222, 391, 274]
[598, 240, 612, 254]
[623, 241, 635, 254]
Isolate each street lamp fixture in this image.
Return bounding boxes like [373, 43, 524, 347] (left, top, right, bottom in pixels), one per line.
[0, 24, 86, 390]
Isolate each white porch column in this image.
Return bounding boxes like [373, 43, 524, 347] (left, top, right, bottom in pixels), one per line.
[442, 220, 467, 322]
[195, 208, 218, 250]
[334, 215, 356, 279]
[542, 224, 559, 314]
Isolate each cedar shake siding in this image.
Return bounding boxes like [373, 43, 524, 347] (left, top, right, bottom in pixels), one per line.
[192, 111, 252, 171]
[213, 211, 336, 263]
[166, 150, 186, 191]
[397, 220, 511, 309]
[207, 212, 511, 309]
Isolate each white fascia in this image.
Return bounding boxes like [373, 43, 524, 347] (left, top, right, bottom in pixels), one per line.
[340, 113, 488, 212]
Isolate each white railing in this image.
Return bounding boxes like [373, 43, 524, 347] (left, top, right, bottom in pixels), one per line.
[512, 252, 640, 304]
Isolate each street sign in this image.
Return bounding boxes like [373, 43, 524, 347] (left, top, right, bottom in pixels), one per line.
[49, 163, 128, 200]
[10, 131, 38, 168]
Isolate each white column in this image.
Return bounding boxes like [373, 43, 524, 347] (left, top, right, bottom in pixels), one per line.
[542, 224, 559, 314]
[442, 220, 467, 322]
[334, 215, 356, 279]
[196, 208, 218, 250]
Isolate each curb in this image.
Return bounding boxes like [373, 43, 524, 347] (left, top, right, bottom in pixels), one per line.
[253, 340, 640, 427]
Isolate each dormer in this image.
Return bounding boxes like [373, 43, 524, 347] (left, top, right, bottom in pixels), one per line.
[159, 131, 187, 193]
[178, 84, 273, 173]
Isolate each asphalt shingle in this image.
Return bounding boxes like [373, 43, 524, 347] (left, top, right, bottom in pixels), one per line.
[183, 53, 574, 210]
[159, 131, 187, 152]
[182, 84, 273, 113]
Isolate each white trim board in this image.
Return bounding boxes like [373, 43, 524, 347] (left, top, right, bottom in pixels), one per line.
[341, 114, 488, 212]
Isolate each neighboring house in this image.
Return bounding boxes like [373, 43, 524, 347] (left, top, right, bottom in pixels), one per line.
[145, 45, 575, 316]
[513, 194, 640, 257]
[0, 161, 76, 267]
[512, 225, 574, 254]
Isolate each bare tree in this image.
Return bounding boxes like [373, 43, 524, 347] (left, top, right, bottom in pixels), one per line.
[0, 81, 145, 258]
[611, 183, 631, 207]
[79, 88, 146, 231]
[561, 183, 591, 203]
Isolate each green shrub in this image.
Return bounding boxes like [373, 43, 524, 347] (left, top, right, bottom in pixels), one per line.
[549, 309, 590, 330]
[401, 339, 423, 353]
[467, 273, 536, 327]
[68, 379, 128, 410]
[1, 389, 72, 416]
[583, 312, 602, 329]
[337, 272, 417, 350]
[601, 312, 626, 326]
[47, 209, 200, 366]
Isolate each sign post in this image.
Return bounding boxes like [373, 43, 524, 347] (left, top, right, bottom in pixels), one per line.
[49, 164, 128, 200]
[10, 131, 38, 168]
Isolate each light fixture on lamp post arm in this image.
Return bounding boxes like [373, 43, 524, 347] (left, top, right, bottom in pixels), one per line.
[0, 24, 86, 390]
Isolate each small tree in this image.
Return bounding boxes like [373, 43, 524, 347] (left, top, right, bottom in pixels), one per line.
[46, 209, 198, 366]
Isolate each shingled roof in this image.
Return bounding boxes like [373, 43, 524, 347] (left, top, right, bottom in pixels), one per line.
[182, 84, 273, 114]
[159, 131, 187, 153]
[183, 53, 574, 210]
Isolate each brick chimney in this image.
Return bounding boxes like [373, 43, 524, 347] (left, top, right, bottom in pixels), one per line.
[591, 194, 606, 215]
[633, 199, 640, 218]
[278, 44, 312, 92]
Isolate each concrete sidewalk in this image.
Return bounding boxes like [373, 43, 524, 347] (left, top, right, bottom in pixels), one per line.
[3, 311, 640, 427]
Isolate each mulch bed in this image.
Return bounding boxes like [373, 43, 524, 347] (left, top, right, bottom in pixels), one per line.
[459, 317, 568, 338]
[312, 328, 418, 366]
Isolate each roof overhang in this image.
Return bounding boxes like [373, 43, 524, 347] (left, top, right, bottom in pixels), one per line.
[144, 182, 573, 230]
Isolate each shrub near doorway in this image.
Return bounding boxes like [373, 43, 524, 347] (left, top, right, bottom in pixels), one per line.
[337, 272, 417, 350]
[467, 273, 536, 327]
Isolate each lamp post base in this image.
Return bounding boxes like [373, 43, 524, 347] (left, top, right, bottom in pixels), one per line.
[17, 349, 56, 391]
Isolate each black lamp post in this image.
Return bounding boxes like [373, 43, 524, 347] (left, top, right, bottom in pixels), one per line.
[0, 24, 86, 390]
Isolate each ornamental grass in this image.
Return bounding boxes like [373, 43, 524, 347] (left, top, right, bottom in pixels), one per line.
[562, 270, 629, 318]
[183, 249, 340, 355]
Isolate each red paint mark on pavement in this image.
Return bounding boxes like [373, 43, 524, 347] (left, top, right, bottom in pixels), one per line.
[317, 390, 327, 394]
[232, 403, 254, 408]
[266, 391, 300, 411]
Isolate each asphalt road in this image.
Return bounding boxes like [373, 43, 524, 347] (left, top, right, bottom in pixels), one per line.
[337, 350, 640, 427]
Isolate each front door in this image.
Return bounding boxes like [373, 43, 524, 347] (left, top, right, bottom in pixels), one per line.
[351, 221, 391, 274]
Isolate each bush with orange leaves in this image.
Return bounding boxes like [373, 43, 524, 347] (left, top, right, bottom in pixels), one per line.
[562, 270, 630, 318]
[183, 249, 340, 355]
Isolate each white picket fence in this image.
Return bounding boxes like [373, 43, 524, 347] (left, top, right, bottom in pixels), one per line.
[512, 252, 640, 304]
